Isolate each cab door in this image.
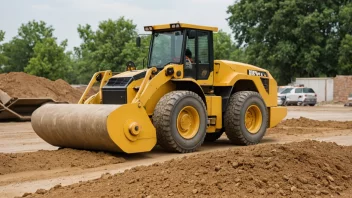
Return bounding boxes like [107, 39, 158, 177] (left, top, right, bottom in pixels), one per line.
[184, 29, 214, 86]
[196, 31, 213, 86]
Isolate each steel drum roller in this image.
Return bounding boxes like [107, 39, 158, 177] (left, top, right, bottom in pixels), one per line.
[31, 103, 156, 153]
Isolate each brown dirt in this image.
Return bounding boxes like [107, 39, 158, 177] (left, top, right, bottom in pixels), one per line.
[278, 117, 352, 129]
[267, 117, 352, 136]
[267, 127, 324, 136]
[0, 148, 125, 175]
[0, 72, 82, 103]
[24, 140, 352, 198]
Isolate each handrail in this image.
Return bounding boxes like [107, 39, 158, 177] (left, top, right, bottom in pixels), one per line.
[78, 70, 112, 104]
[131, 67, 157, 105]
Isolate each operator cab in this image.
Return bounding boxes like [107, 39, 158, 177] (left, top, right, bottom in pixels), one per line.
[138, 23, 217, 80]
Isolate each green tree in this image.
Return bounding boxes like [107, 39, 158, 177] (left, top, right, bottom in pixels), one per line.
[227, 0, 349, 84]
[2, 20, 54, 72]
[339, 2, 352, 36]
[338, 34, 352, 74]
[213, 30, 233, 60]
[229, 47, 248, 63]
[77, 17, 138, 72]
[0, 30, 7, 71]
[121, 34, 151, 69]
[212, 29, 248, 62]
[0, 30, 4, 43]
[71, 47, 98, 84]
[25, 38, 72, 81]
[337, 3, 352, 74]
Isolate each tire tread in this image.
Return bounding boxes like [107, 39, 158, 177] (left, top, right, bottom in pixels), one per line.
[153, 91, 207, 153]
[224, 91, 268, 145]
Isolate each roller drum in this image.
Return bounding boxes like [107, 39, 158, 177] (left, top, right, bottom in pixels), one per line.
[31, 104, 122, 152]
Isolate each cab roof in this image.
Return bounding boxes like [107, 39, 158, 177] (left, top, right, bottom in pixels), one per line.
[144, 22, 218, 32]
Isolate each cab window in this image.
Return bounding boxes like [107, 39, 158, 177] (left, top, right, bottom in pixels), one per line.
[281, 88, 293, 94]
[303, 88, 315, 93]
[295, 88, 303, 93]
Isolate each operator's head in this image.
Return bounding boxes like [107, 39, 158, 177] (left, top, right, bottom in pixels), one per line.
[185, 48, 192, 58]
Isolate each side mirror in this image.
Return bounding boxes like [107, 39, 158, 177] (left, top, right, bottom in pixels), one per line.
[188, 30, 196, 39]
[136, 36, 141, 47]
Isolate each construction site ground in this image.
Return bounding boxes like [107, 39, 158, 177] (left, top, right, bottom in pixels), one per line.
[1, 105, 352, 197]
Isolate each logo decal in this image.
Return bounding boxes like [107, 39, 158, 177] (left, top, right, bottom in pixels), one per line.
[247, 69, 268, 77]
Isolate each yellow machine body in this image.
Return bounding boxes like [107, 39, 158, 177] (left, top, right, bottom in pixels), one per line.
[31, 22, 287, 154]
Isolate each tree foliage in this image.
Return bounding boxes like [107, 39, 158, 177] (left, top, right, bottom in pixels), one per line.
[338, 34, 352, 74]
[77, 17, 138, 71]
[2, 20, 55, 72]
[72, 17, 151, 83]
[0, 31, 4, 42]
[213, 30, 233, 60]
[25, 38, 72, 81]
[0, 30, 7, 70]
[227, 0, 352, 84]
[213, 29, 248, 62]
[121, 34, 151, 69]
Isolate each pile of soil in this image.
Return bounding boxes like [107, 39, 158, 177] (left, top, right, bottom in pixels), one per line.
[278, 117, 352, 129]
[267, 127, 322, 136]
[25, 140, 352, 198]
[267, 117, 352, 136]
[0, 148, 125, 175]
[0, 72, 82, 103]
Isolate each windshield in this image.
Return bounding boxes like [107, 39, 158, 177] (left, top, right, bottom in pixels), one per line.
[303, 88, 315, 93]
[278, 87, 287, 93]
[281, 88, 293, 94]
[148, 30, 184, 68]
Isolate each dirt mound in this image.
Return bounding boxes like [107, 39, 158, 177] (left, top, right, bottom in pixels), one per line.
[0, 148, 125, 175]
[267, 127, 323, 136]
[278, 117, 352, 129]
[25, 140, 352, 198]
[268, 117, 352, 136]
[0, 72, 82, 103]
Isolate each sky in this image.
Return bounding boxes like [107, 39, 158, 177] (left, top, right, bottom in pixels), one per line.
[0, 0, 235, 51]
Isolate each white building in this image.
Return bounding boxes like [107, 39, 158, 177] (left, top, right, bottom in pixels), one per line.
[294, 77, 334, 102]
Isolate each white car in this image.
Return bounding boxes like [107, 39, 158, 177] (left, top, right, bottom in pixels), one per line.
[282, 87, 317, 106]
[277, 87, 292, 106]
[344, 93, 352, 107]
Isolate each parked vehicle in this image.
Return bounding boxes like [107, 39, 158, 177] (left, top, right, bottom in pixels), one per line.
[277, 87, 293, 106]
[278, 86, 293, 94]
[344, 93, 352, 107]
[283, 87, 317, 106]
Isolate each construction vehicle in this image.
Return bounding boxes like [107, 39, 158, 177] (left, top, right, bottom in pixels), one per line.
[31, 22, 287, 154]
[344, 93, 352, 107]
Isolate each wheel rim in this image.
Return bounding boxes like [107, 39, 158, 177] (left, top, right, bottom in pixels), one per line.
[176, 106, 200, 139]
[245, 105, 263, 134]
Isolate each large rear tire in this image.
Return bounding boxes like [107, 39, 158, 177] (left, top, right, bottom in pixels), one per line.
[224, 91, 268, 145]
[152, 91, 207, 153]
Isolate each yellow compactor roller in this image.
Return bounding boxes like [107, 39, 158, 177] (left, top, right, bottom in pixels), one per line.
[31, 23, 287, 154]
